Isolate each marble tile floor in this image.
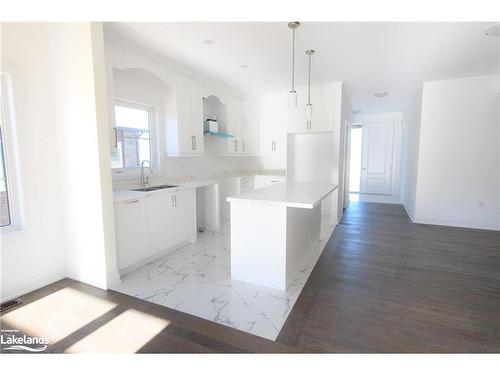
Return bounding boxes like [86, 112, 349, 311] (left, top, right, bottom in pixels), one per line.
[112, 216, 336, 340]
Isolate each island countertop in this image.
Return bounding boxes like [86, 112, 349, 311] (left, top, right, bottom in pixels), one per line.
[227, 182, 338, 209]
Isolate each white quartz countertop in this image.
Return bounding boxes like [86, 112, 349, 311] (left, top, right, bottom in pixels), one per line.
[113, 179, 219, 203]
[226, 182, 338, 209]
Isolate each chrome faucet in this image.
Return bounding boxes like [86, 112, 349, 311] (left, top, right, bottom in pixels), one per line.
[141, 160, 153, 189]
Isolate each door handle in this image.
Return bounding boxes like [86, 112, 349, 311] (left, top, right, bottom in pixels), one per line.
[125, 199, 139, 204]
[113, 128, 118, 147]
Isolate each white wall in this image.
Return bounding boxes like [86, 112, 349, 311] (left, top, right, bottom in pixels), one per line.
[414, 75, 500, 230]
[0, 23, 67, 300]
[1, 23, 119, 300]
[400, 90, 423, 219]
[49, 23, 119, 289]
[352, 111, 404, 197]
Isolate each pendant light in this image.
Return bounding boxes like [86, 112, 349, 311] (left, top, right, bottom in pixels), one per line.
[287, 22, 300, 108]
[305, 49, 315, 127]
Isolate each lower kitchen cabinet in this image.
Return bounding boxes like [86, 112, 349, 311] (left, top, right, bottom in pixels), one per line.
[114, 188, 197, 273]
[114, 198, 148, 271]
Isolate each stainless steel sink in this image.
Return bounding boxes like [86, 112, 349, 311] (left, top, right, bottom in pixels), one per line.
[131, 184, 178, 192]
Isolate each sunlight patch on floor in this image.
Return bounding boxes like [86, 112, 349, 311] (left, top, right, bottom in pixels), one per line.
[0, 287, 116, 345]
[64, 309, 169, 353]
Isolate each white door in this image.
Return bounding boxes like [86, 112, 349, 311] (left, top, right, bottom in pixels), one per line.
[360, 122, 394, 194]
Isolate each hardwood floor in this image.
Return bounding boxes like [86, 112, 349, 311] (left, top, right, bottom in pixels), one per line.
[277, 202, 500, 352]
[1, 202, 499, 353]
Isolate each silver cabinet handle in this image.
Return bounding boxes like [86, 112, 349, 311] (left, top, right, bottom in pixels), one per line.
[191, 136, 195, 150]
[125, 199, 139, 204]
[194, 136, 197, 150]
[235, 140, 238, 152]
[171, 195, 175, 208]
[174, 195, 177, 207]
[242, 140, 245, 152]
[113, 128, 118, 147]
[307, 120, 312, 130]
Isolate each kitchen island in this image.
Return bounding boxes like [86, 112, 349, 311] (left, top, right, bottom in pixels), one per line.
[227, 182, 338, 290]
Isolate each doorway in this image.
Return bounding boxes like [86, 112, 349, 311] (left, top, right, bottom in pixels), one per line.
[348, 121, 396, 203]
[348, 125, 363, 193]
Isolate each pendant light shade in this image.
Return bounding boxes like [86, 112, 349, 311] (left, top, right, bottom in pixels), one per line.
[288, 22, 300, 108]
[305, 49, 315, 126]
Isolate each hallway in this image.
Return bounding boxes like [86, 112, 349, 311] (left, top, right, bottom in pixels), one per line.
[277, 201, 500, 352]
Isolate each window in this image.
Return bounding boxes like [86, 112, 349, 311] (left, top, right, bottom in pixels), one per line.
[1, 72, 21, 232]
[0, 124, 11, 227]
[111, 102, 153, 169]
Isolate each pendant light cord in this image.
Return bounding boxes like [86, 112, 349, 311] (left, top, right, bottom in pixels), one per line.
[308, 52, 311, 105]
[291, 28, 296, 92]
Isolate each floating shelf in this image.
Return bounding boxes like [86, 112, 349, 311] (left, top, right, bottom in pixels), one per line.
[204, 131, 234, 138]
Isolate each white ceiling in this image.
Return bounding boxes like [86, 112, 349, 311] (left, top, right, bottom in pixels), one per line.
[105, 22, 499, 114]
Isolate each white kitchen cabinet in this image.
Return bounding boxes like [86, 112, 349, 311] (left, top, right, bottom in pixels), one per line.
[287, 86, 335, 133]
[114, 188, 197, 273]
[114, 198, 148, 271]
[147, 191, 176, 256]
[241, 101, 259, 154]
[172, 188, 197, 244]
[259, 96, 287, 156]
[226, 95, 243, 154]
[166, 74, 204, 156]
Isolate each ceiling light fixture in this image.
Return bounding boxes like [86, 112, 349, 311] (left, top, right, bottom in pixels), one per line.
[288, 21, 300, 108]
[484, 23, 500, 37]
[305, 49, 315, 127]
[374, 92, 389, 98]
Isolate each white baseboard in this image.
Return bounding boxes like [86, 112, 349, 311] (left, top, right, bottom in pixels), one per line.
[401, 201, 416, 222]
[413, 216, 500, 231]
[1, 273, 66, 303]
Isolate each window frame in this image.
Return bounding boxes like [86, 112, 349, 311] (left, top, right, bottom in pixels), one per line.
[111, 99, 160, 178]
[0, 72, 23, 234]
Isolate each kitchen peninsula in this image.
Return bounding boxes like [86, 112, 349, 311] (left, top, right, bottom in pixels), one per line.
[227, 182, 338, 290]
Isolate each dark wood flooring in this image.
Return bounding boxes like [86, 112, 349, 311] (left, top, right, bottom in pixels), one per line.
[1, 202, 499, 353]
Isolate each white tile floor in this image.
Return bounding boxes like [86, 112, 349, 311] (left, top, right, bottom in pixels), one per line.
[112, 216, 336, 340]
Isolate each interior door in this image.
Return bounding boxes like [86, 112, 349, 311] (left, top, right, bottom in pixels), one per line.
[360, 121, 394, 194]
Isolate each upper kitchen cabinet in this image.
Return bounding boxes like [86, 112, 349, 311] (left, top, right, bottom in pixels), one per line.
[241, 100, 259, 154]
[166, 74, 204, 156]
[226, 95, 243, 154]
[287, 86, 335, 133]
[259, 95, 287, 156]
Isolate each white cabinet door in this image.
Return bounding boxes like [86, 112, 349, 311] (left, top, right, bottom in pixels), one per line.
[259, 96, 286, 156]
[177, 75, 204, 155]
[172, 188, 197, 244]
[309, 87, 335, 132]
[114, 198, 148, 271]
[147, 192, 176, 255]
[286, 87, 334, 133]
[226, 95, 243, 154]
[242, 101, 259, 154]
